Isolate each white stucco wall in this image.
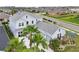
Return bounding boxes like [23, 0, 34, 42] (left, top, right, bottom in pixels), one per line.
[13, 14, 37, 30]
[38, 28, 65, 41]
[51, 28, 65, 39]
[15, 19, 26, 29]
[9, 13, 42, 38]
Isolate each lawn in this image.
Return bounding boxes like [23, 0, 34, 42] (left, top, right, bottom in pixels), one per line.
[64, 35, 79, 52]
[53, 14, 79, 25]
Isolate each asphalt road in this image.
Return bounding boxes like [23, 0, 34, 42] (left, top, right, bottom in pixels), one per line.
[0, 23, 8, 51]
[35, 13, 79, 33]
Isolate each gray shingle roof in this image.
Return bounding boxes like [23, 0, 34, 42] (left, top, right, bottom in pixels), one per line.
[10, 11, 27, 21]
[36, 22, 58, 35]
[10, 11, 42, 21]
[0, 12, 10, 20]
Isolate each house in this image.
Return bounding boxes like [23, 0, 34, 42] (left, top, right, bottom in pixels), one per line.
[9, 11, 66, 49]
[9, 11, 43, 38]
[0, 12, 10, 22]
[9, 11, 65, 40]
[36, 21, 65, 41]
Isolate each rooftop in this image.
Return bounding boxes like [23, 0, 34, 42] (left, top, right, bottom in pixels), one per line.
[36, 21, 58, 35]
[10, 11, 42, 21]
[0, 12, 10, 20]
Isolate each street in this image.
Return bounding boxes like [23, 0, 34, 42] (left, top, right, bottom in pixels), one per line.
[35, 13, 79, 33]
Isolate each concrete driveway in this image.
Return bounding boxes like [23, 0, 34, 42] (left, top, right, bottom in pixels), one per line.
[0, 23, 9, 51]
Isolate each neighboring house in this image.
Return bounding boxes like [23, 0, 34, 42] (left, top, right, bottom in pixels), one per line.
[9, 11, 42, 38]
[0, 12, 10, 22]
[36, 21, 65, 41]
[9, 11, 65, 40]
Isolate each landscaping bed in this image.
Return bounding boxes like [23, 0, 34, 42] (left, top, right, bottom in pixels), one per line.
[64, 35, 79, 52]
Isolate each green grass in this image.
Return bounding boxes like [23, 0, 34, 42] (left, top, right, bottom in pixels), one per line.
[53, 15, 79, 25]
[64, 35, 79, 52]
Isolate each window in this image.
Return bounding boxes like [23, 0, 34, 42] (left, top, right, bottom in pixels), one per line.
[59, 29, 60, 32]
[21, 32, 22, 34]
[18, 32, 21, 37]
[57, 33, 61, 40]
[8, 20, 9, 22]
[19, 23, 21, 26]
[18, 35, 21, 37]
[32, 21, 34, 24]
[18, 32, 20, 34]
[26, 21, 29, 24]
[19, 22, 24, 26]
[18, 32, 22, 37]
[26, 16, 28, 18]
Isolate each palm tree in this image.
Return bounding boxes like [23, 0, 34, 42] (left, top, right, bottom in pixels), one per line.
[22, 25, 39, 48]
[33, 33, 48, 51]
[5, 38, 26, 52]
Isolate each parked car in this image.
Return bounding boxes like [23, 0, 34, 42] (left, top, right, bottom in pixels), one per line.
[48, 19, 52, 22]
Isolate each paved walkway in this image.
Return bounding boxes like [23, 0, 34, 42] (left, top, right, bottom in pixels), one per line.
[0, 22, 9, 50]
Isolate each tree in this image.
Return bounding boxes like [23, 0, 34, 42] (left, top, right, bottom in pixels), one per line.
[49, 39, 60, 51]
[11, 8, 18, 15]
[22, 25, 39, 48]
[5, 38, 27, 52]
[33, 33, 48, 51]
[53, 21, 57, 24]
